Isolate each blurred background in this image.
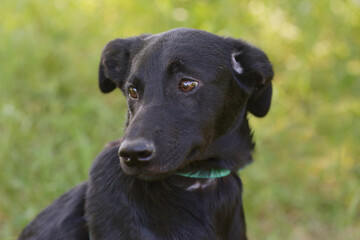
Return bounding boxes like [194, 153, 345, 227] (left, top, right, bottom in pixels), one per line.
[1, 0, 359, 239]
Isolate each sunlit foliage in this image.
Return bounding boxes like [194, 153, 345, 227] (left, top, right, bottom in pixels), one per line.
[1, 0, 359, 239]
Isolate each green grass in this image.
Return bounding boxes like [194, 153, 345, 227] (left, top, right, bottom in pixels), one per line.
[1, 0, 359, 239]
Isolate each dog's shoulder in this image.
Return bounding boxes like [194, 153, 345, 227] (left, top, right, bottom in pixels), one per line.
[89, 139, 122, 176]
[103, 138, 122, 149]
[18, 182, 89, 240]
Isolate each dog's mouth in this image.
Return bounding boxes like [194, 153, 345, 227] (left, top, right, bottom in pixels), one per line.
[136, 173, 169, 181]
[137, 169, 228, 182]
[120, 143, 231, 182]
[120, 146, 204, 180]
[186, 146, 200, 161]
[122, 159, 230, 182]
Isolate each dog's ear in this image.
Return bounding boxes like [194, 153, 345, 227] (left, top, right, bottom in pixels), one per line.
[99, 35, 148, 93]
[230, 40, 274, 117]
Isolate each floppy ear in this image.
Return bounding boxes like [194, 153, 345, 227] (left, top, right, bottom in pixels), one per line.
[230, 41, 274, 117]
[98, 35, 148, 93]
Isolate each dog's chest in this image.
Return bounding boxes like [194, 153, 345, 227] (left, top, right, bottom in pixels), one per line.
[88, 177, 240, 240]
[86, 155, 244, 240]
[108, 191, 219, 239]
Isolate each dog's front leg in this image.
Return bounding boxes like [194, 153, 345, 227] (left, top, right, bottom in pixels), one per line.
[226, 199, 248, 240]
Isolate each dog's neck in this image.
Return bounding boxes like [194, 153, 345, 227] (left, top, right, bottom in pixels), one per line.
[193, 105, 254, 171]
[164, 173, 235, 192]
[172, 168, 231, 191]
[175, 168, 231, 178]
[179, 178, 217, 191]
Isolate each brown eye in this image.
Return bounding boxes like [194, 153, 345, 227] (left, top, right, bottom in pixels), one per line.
[179, 79, 199, 92]
[128, 87, 138, 99]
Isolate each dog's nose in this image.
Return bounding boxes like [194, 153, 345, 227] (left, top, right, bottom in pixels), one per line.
[119, 139, 155, 167]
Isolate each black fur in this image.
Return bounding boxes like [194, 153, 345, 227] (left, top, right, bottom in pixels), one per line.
[19, 28, 273, 240]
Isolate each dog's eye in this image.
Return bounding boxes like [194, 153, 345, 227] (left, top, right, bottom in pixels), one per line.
[179, 79, 199, 92]
[128, 87, 138, 99]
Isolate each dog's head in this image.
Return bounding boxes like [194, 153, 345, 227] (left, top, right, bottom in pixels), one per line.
[98, 28, 273, 180]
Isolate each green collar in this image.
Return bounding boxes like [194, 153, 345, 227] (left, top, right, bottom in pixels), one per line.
[174, 169, 231, 178]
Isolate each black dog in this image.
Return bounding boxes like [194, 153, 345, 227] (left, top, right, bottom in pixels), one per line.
[19, 28, 273, 240]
